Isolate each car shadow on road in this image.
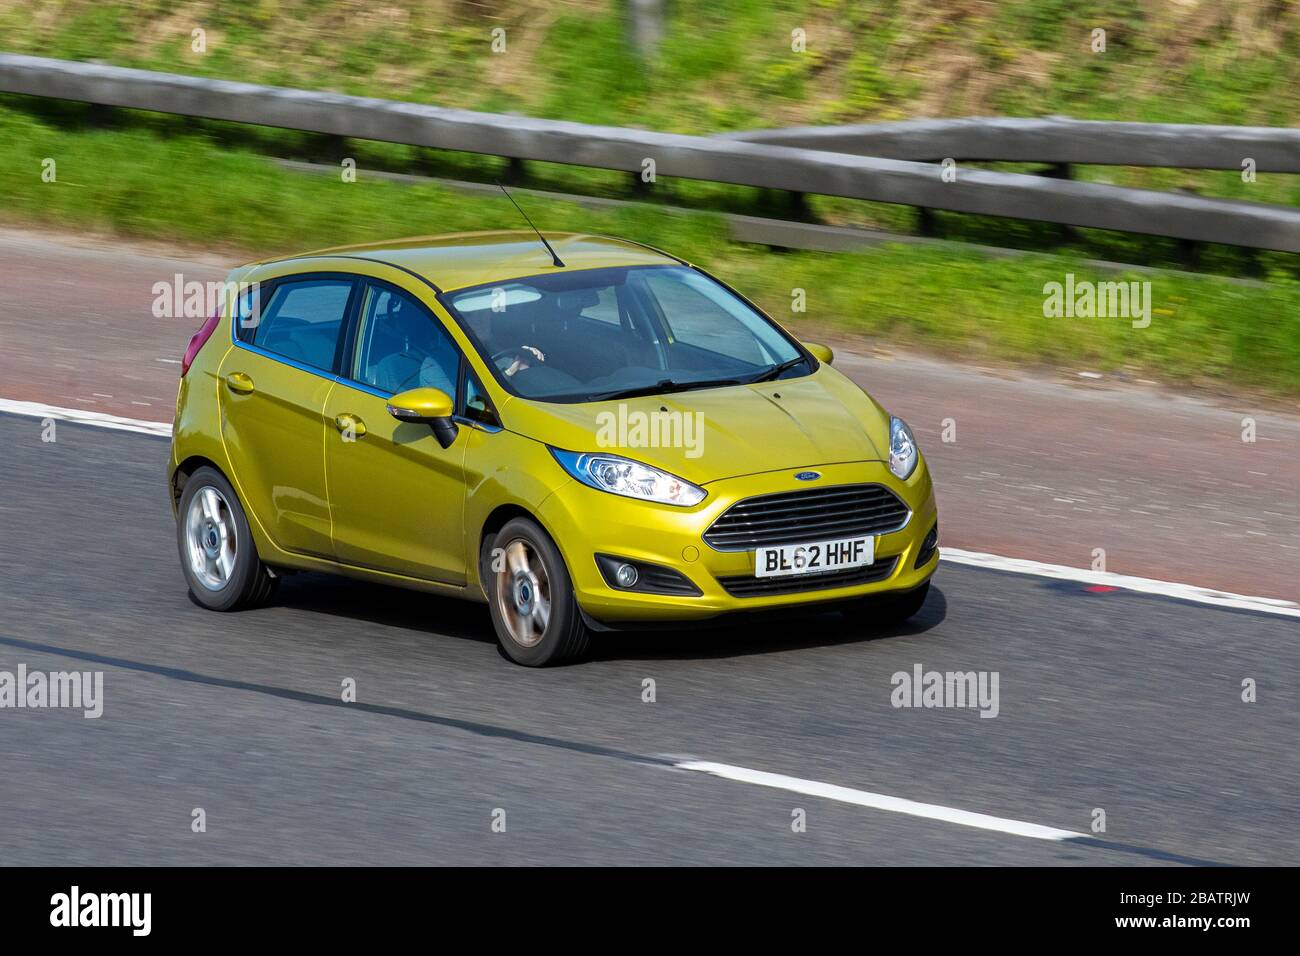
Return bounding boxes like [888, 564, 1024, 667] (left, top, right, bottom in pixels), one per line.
[254, 573, 946, 663]
[257, 574, 498, 646]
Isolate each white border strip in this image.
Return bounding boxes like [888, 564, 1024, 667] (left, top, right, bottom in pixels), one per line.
[2, 397, 1296, 617]
[940, 547, 1300, 618]
[0, 398, 172, 437]
[676, 761, 1083, 841]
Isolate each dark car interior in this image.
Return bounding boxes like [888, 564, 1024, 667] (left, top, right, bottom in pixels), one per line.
[452, 266, 789, 402]
[241, 267, 803, 404]
[248, 279, 351, 372]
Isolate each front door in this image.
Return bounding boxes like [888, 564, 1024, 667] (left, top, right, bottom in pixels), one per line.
[323, 280, 468, 583]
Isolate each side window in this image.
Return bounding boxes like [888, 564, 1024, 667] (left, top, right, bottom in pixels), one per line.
[351, 283, 459, 397]
[250, 279, 353, 372]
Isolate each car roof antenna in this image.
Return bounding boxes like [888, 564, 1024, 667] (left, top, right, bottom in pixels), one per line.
[496, 181, 565, 268]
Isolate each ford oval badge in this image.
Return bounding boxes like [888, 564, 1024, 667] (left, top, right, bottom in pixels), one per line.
[794, 471, 821, 481]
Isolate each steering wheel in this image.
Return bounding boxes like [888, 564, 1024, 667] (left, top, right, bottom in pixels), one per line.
[492, 346, 546, 372]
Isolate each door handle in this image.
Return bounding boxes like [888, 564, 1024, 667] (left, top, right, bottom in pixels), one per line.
[225, 372, 255, 394]
[335, 413, 366, 438]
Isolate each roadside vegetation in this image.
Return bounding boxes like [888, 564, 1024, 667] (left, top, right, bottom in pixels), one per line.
[1, 1, 1298, 398]
[4, 1, 1298, 130]
[3, 104, 1298, 400]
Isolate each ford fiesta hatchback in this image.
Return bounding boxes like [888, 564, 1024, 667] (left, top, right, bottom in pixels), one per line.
[170, 231, 939, 665]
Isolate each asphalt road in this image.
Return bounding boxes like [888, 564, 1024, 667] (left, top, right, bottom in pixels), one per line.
[1, 413, 1294, 865]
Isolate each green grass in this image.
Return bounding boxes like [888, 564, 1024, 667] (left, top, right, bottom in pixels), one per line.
[3, 0, 1299, 256]
[4, 105, 1299, 399]
[4, 1, 1298, 131]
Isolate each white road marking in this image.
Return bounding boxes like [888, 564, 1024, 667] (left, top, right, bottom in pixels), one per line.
[675, 761, 1084, 841]
[940, 547, 1300, 618]
[0, 397, 171, 437]
[1, 396, 1296, 617]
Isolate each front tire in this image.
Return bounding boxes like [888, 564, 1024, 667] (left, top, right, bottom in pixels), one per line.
[486, 517, 591, 666]
[846, 580, 930, 627]
[177, 466, 278, 611]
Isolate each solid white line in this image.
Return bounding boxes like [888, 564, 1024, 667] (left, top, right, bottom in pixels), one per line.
[675, 761, 1084, 841]
[940, 547, 1300, 618]
[1, 397, 1296, 617]
[0, 398, 171, 437]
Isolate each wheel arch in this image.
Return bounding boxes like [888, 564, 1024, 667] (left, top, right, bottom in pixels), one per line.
[474, 504, 536, 596]
[170, 455, 230, 516]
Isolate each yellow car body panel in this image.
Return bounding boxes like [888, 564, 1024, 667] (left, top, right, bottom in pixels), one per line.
[322, 378, 469, 583]
[170, 232, 938, 626]
[539, 458, 937, 622]
[262, 231, 678, 292]
[503, 366, 894, 486]
[217, 345, 335, 558]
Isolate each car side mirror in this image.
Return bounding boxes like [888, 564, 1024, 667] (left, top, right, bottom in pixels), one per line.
[387, 387, 458, 448]
[802, 341, 834, 365]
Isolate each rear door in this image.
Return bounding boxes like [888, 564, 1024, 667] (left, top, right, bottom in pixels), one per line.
[219, 274, 357, 558]
[323, 279, 469, 583]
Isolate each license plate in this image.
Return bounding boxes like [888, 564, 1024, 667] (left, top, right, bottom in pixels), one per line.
[754, 535, 874, 578]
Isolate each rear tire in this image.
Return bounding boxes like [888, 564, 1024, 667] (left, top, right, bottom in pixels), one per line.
[486, 517, 591, 666]
[177, 466, 278, 611]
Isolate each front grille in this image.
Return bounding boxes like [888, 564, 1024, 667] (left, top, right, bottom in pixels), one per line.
[703, 484, 910, 551]
[717, 556, 899, 598]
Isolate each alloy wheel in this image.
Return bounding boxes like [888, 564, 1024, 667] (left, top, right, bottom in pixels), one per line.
[184, 485, 237, 590]
[494, 537, 551, 647]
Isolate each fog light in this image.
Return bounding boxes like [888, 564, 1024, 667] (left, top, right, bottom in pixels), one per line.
[594, 554, 702, 596]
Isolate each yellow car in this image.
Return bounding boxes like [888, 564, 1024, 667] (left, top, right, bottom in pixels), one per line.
[170, 231, 938, 665]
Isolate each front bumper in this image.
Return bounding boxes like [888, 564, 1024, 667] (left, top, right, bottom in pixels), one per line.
[537, 458, 938, 624]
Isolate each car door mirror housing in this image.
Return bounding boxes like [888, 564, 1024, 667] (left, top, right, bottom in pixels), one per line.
[802, 341, 834, 365]
[387, 387, 458, 448]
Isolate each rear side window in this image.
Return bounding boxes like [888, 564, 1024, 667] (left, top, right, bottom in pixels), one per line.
[249, 279, 353, 372]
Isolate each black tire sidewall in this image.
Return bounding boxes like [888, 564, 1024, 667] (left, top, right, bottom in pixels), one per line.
[895, 580, 930, 615]
[176, 466, 260, 611]
[847, 580, 930, 624]
[881, 580, 930, 621]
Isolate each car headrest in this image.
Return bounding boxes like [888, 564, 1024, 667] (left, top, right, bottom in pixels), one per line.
[556, 289, 600, 313]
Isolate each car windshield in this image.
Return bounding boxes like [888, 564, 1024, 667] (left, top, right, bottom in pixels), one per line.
[442, 265, 808, 403]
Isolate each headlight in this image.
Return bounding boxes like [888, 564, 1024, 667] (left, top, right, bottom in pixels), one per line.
[888, 416, 918, 480]
[550, 449, 707, 506]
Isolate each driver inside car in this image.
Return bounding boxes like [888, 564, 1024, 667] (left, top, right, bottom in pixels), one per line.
[504, 344, 546, 377]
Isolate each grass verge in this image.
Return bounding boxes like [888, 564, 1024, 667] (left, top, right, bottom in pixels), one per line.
[2, 105, 1299, 400]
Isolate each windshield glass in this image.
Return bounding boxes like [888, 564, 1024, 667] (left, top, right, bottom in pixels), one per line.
[442, 265, 807, 403]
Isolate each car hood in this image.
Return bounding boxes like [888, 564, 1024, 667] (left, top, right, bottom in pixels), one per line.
[503, 365, 892, 486]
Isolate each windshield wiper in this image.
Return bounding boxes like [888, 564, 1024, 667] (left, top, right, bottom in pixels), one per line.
[586, 377, 746, 402]
[749, 356, 807, 383]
